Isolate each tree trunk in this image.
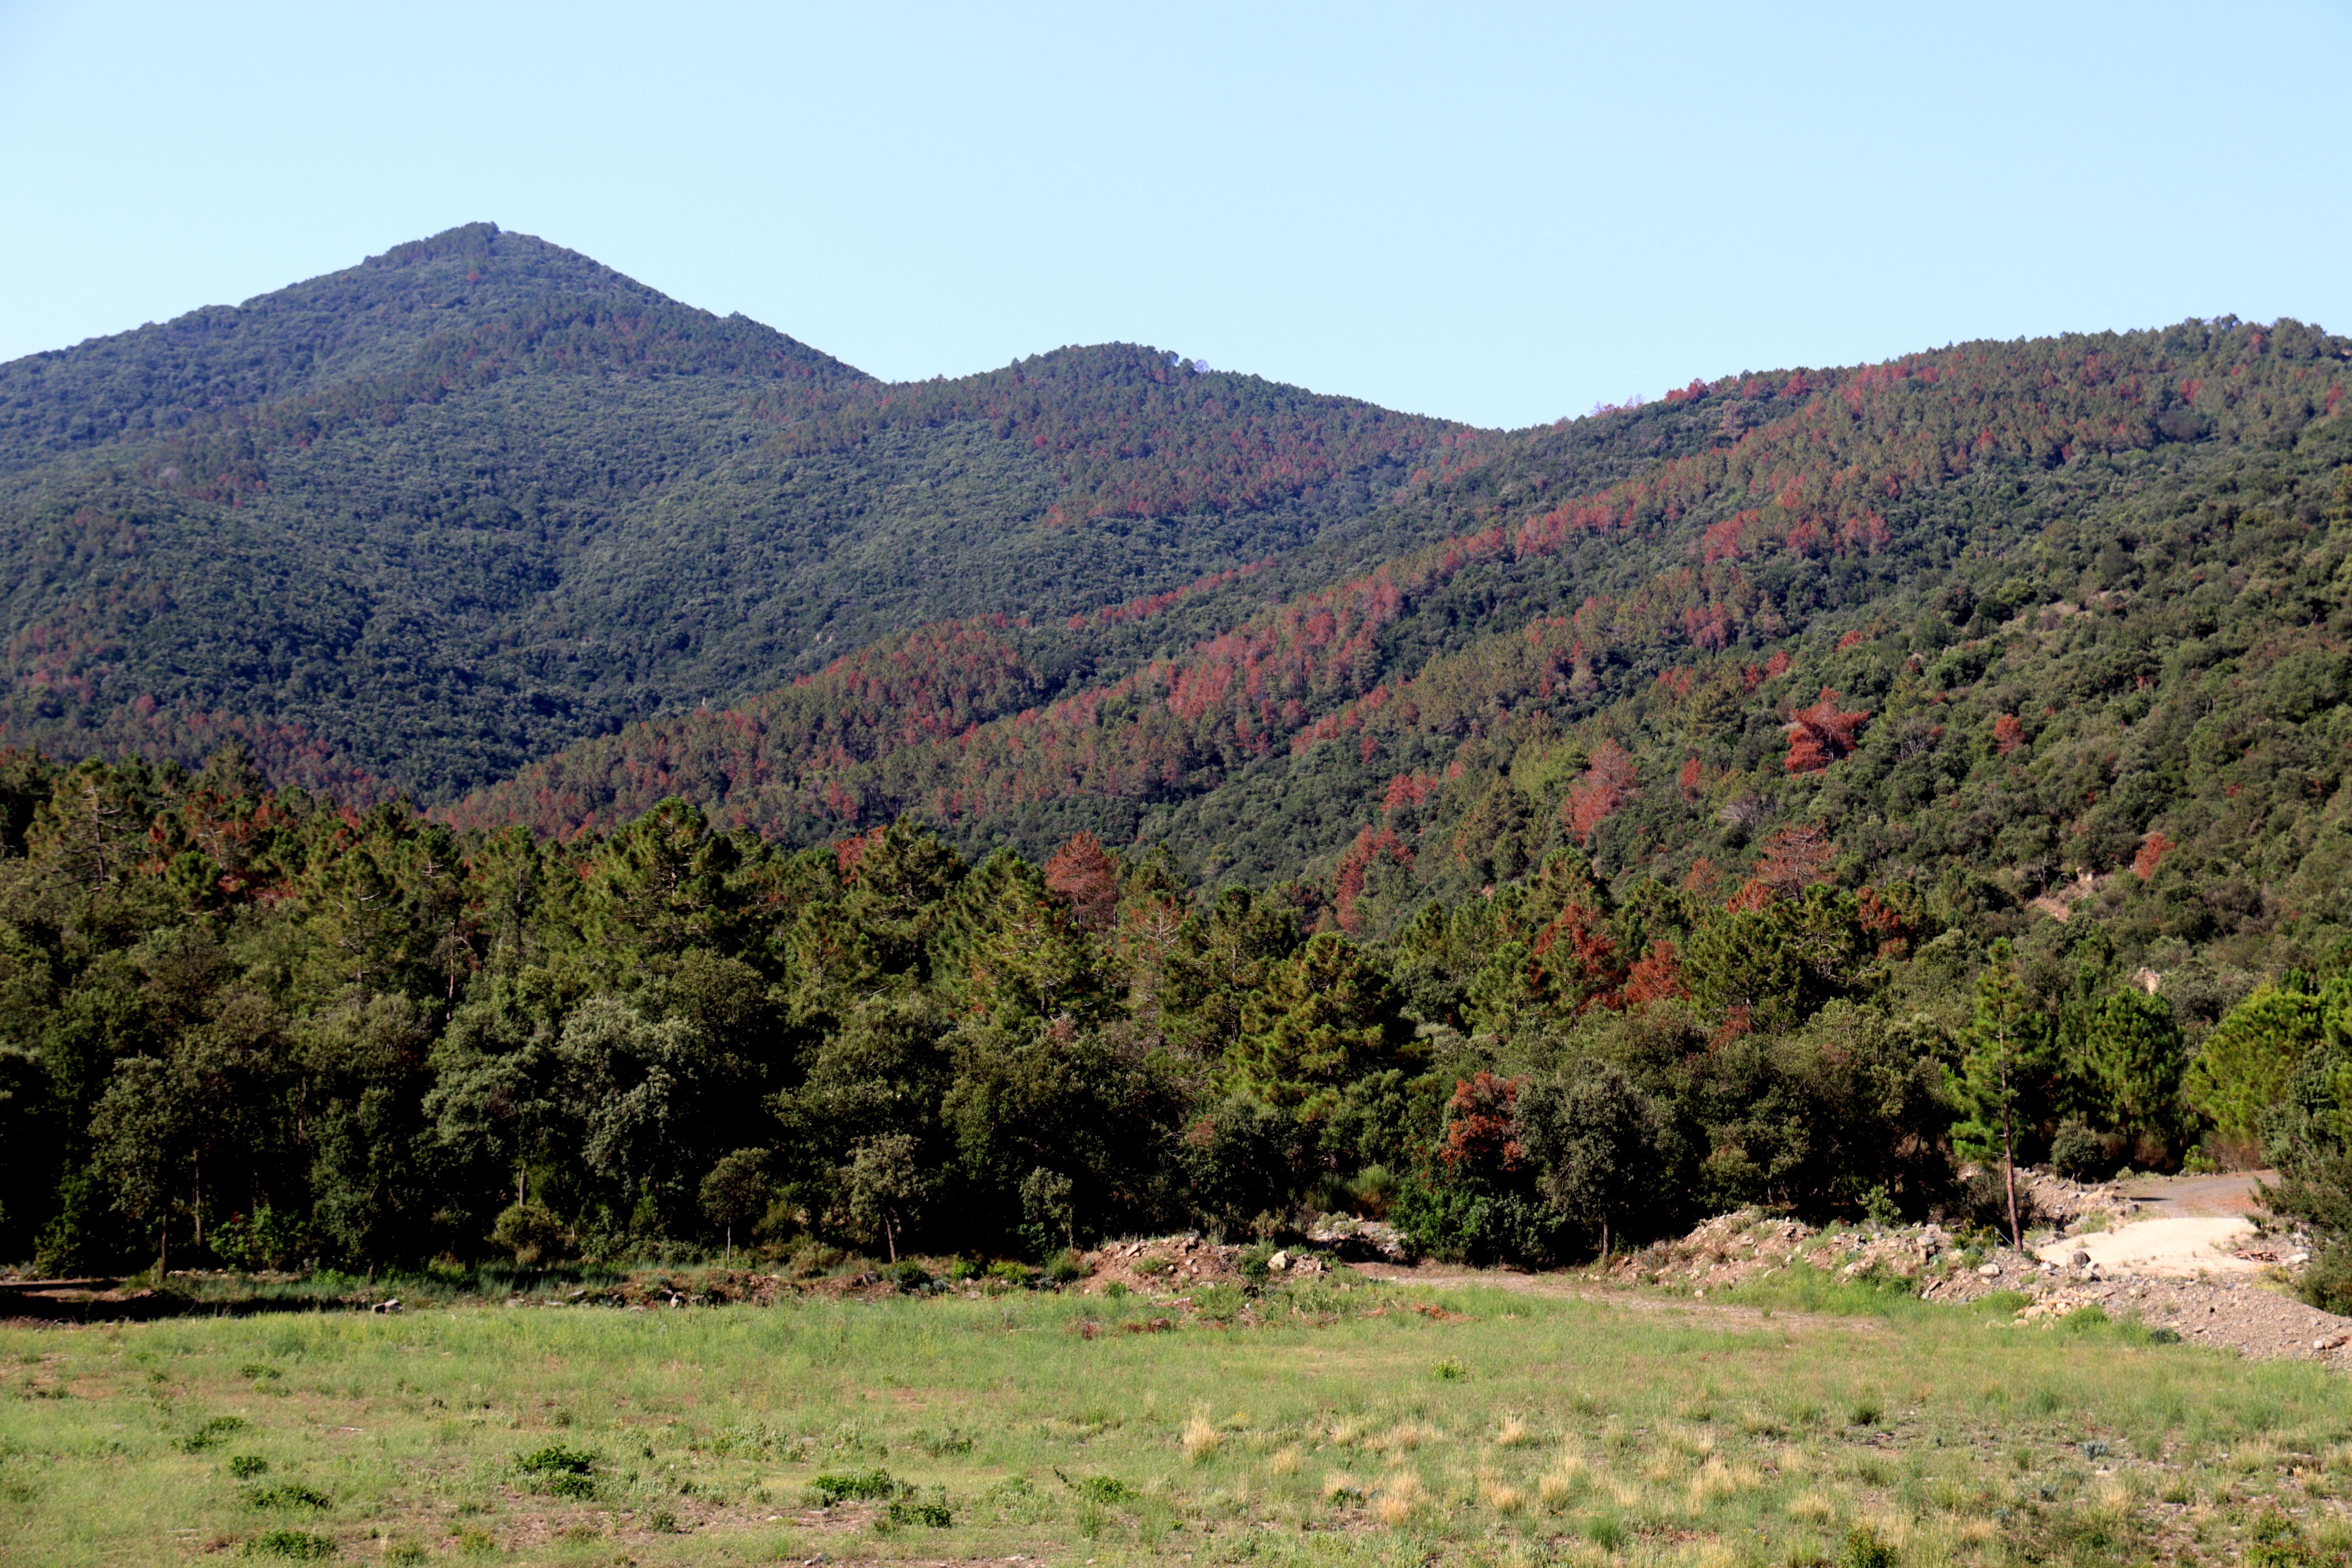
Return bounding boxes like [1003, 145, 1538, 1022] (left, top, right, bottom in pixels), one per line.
[193, 1151, 203, 1248]
[884, 1217, 898, 1265]
[2000, 1057, 2022, 1250]
[725, 1224, 733, 1265]
[1600, 1218, 1611, 1265]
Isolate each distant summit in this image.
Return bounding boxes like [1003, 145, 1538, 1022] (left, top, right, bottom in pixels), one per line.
[0, 229, 1466, 798]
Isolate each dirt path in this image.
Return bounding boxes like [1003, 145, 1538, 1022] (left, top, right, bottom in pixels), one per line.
[2119, 1170, 2277, 1217]
[2034, 1218, 2267, 1277]
[2029, 1172, 2283, 1277]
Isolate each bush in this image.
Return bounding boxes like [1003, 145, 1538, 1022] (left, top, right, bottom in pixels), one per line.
[885, 1499, 952, 1528]
[245, 1531, 336, 1560]
[490, 1201, 567, 1267]
[811, 1469, 899, 1504]
[1950, 1168, 2039, 1236]
[2050, 1120, 2111, 1183]
[514, 1445, 596, 1479]
[885, 1259, 932, 1292]
[181, 1415, 248, 1452]
[211, 1207, 308, 1272]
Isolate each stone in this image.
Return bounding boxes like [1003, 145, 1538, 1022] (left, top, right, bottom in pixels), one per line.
[2071, 1251, 2090, 1266]
[1267, 1250, 1291, 1272]
[1978, 1263, 2003, 1278]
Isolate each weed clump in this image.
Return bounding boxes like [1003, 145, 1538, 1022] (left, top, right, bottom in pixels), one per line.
[182, 1415, 249, 1452]
[513, 1445, 598, 1498]
[244, 1529, 335, 1559]
[1181, 1409, 1221, 1463]
[228, 1455, 270, 1479]
[810, 1468, 900, 1504]
[885, 1498, 953, 1527]
[245, 1483, 330, 1510]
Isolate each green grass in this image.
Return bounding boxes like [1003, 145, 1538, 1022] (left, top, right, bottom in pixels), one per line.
[5, 1278, 2352, 1566]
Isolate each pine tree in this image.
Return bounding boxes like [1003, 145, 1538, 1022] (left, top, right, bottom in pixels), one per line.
[1951, 940, 2052, 1248]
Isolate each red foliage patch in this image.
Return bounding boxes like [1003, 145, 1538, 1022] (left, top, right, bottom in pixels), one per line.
[1621, 940, 1688, 1008]
[1734, 821, 1837, 907]
[1438, 1071, 1522, 1174]
[1043, 830, 1121, 932]
[1564, 742, 1637, 846]
[1783, 688, 1870, 773]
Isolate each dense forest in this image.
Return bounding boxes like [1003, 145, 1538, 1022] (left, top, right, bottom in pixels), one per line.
[3, 748, 2350, 1294]
[0, 225, 1468, 799]
[4, 228, 2351, 1295]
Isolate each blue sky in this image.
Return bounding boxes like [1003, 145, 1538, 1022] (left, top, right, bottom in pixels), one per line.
[2, 1, 2346, 428]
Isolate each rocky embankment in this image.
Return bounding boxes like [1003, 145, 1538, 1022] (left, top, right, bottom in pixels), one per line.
[1604, 1169, 2352, 1368]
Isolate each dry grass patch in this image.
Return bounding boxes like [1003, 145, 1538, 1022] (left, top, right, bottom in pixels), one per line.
[1181, 1407, 1221, 1463]
[1373, 1470, 1424, 1526]
[1477, 1477, 1526, 1514]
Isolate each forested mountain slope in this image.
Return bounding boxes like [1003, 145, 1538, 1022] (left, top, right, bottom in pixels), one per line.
[458, 320, 2352, 1001]
[0, 225, 1467, 799]
[4, 297, 2352, 1289]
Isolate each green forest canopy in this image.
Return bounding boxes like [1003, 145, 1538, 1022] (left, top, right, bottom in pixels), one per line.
[3, 228, 2352, 1287]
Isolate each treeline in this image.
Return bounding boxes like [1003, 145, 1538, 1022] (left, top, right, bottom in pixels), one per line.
[7, 745, 2348, 1284]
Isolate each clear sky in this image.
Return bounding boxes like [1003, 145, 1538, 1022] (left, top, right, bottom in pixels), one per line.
[2, 1, 2346, 429]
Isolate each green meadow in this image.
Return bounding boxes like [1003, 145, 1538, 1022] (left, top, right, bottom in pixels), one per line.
[4, 1275, 2351, 1567]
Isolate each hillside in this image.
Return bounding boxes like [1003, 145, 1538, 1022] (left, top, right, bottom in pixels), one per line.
[0, 225, 1468, 798]
[6, 240, 2352, 1295]
[456, 322, 2352, 992]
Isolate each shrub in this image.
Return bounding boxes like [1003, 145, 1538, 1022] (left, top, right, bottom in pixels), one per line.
[1043, 1250, 1087, 1286]
[514, 1444, 598, 1494]
[886, 1259, 932, 1292]
[211, 1208, 308, 1272]
[228, 1455, 270, 1479]
[246, 1484, 331, 1510]
[489, 1201, 567, 1267]
[244, 1531, 336, 1560]
[1842, 1527, 1897, 1568]
[182, 1416, 248, 1452]
[514, 1445, 596, 1477]
[811, 1469, 899, 1504]
[885, 1499, 952, 1528]
[2051, 1120, 2110, 1183]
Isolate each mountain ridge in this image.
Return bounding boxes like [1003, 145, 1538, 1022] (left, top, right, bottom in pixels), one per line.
[0, 226, 1471, 799]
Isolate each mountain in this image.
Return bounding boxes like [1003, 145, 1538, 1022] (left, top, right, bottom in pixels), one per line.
[454, 321, 2352, 995]
[4, 236, 2351, 1284]
[0, 224, 1467, 799]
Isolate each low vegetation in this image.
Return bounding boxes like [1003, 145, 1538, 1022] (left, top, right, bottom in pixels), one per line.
[7, 1278, 2352, 1566]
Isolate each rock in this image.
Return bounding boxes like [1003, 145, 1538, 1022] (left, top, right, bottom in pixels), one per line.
[1267, 1251, 1291, 1272]
[2071, 1251, 2090, 1267]
[1978, 1263, 2003, 1278]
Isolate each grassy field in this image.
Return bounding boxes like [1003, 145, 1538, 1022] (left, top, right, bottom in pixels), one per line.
[5, 1270, 2352, 1567]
